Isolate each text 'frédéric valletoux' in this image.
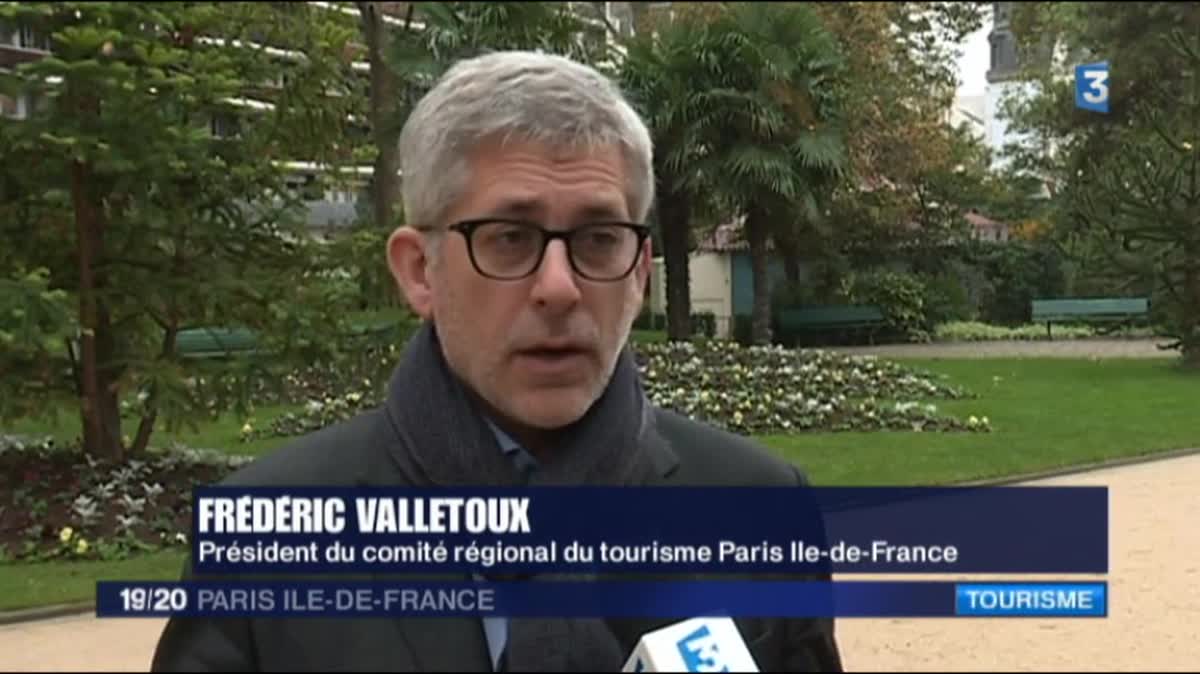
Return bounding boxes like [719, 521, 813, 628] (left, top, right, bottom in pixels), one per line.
[197, 497, 532, 535]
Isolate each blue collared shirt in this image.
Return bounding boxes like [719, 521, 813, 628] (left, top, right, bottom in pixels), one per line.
[479, 419, 539, 671]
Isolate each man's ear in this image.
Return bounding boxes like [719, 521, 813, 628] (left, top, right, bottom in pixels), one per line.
[636, 237, 653, 292]
[386, 226, 435, 320]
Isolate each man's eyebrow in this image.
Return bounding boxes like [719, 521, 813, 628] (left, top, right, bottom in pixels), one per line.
[481, 199, 630, 223]
[574, 203, 630, 222]
[484, 198, 543, 219]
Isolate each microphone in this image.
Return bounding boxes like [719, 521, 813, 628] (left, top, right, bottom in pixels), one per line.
[620, 617, 759, 672]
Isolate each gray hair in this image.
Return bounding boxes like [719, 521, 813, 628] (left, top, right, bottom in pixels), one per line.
[398, 50, 656, 231]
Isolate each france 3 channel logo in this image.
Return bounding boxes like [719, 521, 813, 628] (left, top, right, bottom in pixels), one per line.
[676, 624, 726, 672]
[1076, 61, 1110, 113]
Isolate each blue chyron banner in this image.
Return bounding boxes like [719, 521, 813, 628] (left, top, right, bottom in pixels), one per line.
[187, 486, 1108, 575]
[97, 580, 1109, 619]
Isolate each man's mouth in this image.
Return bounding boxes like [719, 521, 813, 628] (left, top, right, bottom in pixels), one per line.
[518, 345, 588, 359]
[514, 344, 593, 373]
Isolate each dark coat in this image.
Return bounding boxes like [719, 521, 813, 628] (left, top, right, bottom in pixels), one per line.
[152, 401, 843, 672]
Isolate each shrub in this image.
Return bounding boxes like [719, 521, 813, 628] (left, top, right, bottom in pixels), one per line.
[970, 242, 1068, 325]
[921, 269, 976, 325]
[843, 269, 930, 342]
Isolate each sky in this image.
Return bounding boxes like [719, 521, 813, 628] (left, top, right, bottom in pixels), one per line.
[956, 9, 993, 98]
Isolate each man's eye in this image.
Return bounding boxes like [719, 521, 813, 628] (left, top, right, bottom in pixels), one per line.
[580, 229, 621, 248]
[489, 227, 534, 246]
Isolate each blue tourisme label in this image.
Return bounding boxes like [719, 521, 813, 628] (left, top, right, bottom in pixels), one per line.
[955, 583, 1107, 617]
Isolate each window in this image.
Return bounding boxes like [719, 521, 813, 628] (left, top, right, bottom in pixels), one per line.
[18, 24, 51, 51]
[210, 113, 241, 139]
[0, 93, 25, 119]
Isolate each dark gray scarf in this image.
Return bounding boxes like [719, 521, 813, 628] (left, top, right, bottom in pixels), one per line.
[382, 321, 658, 670]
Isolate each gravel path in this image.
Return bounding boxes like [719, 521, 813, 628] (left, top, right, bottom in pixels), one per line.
[837, 452, 1200, 671]
[829, 338, 1178, 359]
[1, 452, 1197, 672]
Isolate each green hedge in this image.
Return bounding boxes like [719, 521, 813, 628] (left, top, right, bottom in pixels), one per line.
[633, 309, 717, 338]
[933, 321, 1161, 342]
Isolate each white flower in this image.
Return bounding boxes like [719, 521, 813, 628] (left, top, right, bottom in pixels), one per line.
[59, 527, 74, 543]
[117, 514, 141, 531]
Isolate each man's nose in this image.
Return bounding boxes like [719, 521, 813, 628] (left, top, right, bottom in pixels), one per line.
[530, 240, 582, 310]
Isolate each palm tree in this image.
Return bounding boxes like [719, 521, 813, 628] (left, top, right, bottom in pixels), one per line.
[363, 2, 600, 229]
[618, 17, 726, 342]
[693, 3, 849, 345]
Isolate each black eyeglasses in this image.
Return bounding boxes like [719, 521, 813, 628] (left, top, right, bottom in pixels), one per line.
[437, 218, 651, 282]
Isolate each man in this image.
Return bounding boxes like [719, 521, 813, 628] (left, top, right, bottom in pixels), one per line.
[152, 50, 842, 672]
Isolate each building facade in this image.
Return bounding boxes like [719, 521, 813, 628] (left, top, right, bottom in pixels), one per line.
[2, 2, 633, 235]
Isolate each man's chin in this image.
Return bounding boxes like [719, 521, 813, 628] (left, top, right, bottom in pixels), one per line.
[506, 390, 596, 430]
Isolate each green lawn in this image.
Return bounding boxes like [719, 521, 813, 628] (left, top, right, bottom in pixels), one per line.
[0, 549, 187, 612]
[765, 357, 1200, 485]
[7, 403, 301, 458]
[2, 355, 1198, 611]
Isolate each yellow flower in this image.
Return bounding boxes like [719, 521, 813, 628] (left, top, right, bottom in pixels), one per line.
[75, 538, 89, 555]
[241, 422, 253, 435]
[59, 527, 74, 543]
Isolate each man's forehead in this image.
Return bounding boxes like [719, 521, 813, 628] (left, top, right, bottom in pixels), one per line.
[463, 138, 632, 221]
[485, 193, 629, 221]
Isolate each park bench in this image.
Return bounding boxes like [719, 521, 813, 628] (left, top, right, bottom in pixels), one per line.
[175, 327, 261, 359]
[1030, 297, 1149, 339]
[777, 305, 886, 344]
[175, 316, 411, 359]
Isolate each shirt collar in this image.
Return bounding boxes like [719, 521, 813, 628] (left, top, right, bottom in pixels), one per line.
[485, 417, 524, 456]
[484, 418, 541, 478]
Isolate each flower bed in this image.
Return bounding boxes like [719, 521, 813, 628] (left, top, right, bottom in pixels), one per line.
[248, 340, 987, 441]
[1, 341, 990, 563]
[0, 434, 252, 563]
[636, 341, 982, 434]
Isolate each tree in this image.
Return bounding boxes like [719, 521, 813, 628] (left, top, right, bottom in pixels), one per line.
[697, 3, 850, 345]
[811, 4, 987, 226]
[1002, 2, 1200, 366]
[356, 1, 409, 232]
[384, 2, 600, 114]
[0, 2, 364, 460]
[618, 12, 729, 342]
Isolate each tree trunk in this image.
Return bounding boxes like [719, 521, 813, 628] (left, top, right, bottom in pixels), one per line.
[1183, 251, 1200, 370]
[746, 207, 773, 345]
[776, 233, 802, 285]
[71, 158, 123, 461]
[658, 185, 693, 342]
[359, 2, 403, 229]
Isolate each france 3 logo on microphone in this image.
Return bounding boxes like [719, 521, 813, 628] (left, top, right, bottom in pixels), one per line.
[622, 617, 759, 672]
[1076, 61, 1110, 113]
[676, 624, 729, 672]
